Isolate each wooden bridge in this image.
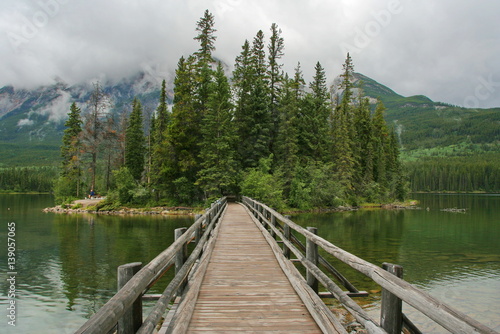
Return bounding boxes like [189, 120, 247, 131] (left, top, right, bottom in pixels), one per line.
[76, 197, 497, 334]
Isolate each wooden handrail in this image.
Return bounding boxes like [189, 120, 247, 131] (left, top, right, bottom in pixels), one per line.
[242, 196, 497, 334]
[75, 197, 227, 334]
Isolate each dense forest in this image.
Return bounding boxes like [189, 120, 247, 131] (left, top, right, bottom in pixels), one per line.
[51, 10, 406, 210]
[406, 154, 500, 192]
[0, 166, 57, 193]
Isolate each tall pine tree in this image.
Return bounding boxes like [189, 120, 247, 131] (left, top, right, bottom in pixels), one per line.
[197, 63, 238, 198]
[331, 53, 356, 191]
[59, 102, 83, 197]
[268, 22, 285, 146]
[300, 62, 331, 163]
[125, 98, 145, 181]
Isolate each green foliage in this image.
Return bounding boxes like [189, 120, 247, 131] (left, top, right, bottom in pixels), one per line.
[125, 98, 145, 181]
[112, 167, 136, 204]
[46, 12, 412, 210]
[241, 156, 286, 210]
[197, 62, 239, 198]
[288, 163, 343, 210]
[0, 166, 58, 193]
[53, 175, 80, 204]
[406, 153, 500, 192]
[194, 9, 217, 62]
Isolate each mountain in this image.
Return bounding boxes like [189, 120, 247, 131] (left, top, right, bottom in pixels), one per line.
[0, 72, 172, 166]
[348, 73, 500, 155]
[0, 71, 499, 167]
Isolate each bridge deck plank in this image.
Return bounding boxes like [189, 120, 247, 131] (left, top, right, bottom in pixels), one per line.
[186, 203, 327, 333]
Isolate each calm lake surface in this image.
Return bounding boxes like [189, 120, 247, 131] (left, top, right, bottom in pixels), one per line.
[1, 193, 499, 333]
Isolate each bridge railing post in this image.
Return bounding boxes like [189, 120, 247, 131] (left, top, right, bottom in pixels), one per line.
[306, 227, 319, 294]
[194, 214, 203, 244]
[283, 223, 291, 259]
[270, 214, 276, 239]
[117, 262, 143, 334]
[175, 227, 188, 295]
[381, 262, 404, 334]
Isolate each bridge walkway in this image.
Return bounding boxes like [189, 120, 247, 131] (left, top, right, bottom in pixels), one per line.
[173, 203, 344, 333]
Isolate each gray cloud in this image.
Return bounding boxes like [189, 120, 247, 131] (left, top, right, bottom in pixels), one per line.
[1, 0, 499, 107]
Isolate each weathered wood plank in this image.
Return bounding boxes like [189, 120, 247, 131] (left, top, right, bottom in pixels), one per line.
[75, 198, 227, 334]
[243, 205, 347, 334]
[184, 203, 329, 333]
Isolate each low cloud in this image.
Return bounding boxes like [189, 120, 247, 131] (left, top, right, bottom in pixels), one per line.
[0, 0, 499, 107]
[17, 118, 34, 127]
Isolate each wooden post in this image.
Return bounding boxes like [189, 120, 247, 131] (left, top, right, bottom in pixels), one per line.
[306, 227, 319, 294]
[270, 214, 276, 239]
[117, 262, 142, 334]
[194, 214, 202, 244]
[283, 224, 291, 259]
[381, 262, 404, 334]
[175, 227, 188, 295]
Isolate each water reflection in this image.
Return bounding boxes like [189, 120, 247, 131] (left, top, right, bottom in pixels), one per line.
[1, 194, 498, 333]
[292, 193, 500, 332]
[0, 194, 194, 333]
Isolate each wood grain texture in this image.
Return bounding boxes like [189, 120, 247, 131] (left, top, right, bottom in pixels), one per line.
[186, 203, 326, 333]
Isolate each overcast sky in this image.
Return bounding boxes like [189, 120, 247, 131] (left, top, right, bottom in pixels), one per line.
[1, 0, 499, 108]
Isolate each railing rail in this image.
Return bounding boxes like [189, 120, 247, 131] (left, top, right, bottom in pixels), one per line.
[242, 196, 497, 334]
[75, 197, 227, 334]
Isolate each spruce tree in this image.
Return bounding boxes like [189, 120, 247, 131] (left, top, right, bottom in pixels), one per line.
[249, 30, 272, 167]
[275, 66, 303, 197]
[59, 102, 83, 197]
[353, 97, 374, 187]
[372, 99, 389, 188]
[155, 79, 169, 138]
[268, 23, 285, 142]
[61, 102, 82, 174]
[233, 40, 256, 168]
[194, 9, 217, 62]
[125, 98, 145, 181]
[233, 33, 272, 169]
[197, 63, 238, 198]
[331, 54, 356, 192]
[300, 61, 331, 162]
[151, 80, 169, 193]
[163, 56, 201, 202]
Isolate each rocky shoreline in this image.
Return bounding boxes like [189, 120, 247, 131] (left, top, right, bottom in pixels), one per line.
[42, 205, 197, 215]
[43, 201, 420, 216]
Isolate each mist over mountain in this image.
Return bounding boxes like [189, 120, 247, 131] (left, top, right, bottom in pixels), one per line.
[0, 70, 499, 167]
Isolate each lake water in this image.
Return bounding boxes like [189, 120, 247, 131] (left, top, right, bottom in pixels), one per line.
[0, 194, 499, 333]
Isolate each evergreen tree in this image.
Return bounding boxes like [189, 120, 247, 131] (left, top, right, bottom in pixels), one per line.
[194, 9, 217, 62]
[300, 61, 331, 162]
[275, 65, 303, 197]
[163, 56, 201, 202]
[61, 102, 82, 174]
[252, 30, 267, 78]
[233, 33, 272, 169]
[372, 99, 389, 187]
[353, 97, 374, 187]
[59, 102, 83, 197]
[151, 80, 169, 192]
[268, 23, 285, 142]
[197, 63, 238, 198]
[156, 79, 169, 138]
[125, 98, 145, 181]
[193, 10, 216, 126]
[249, 30, 272, 167]
[331, 54, 356, 192]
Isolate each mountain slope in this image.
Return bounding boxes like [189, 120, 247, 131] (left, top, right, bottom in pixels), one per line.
[0, 73, 170, 166]
[350, 73, 500, 153]
[1, 71, 499, 167]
